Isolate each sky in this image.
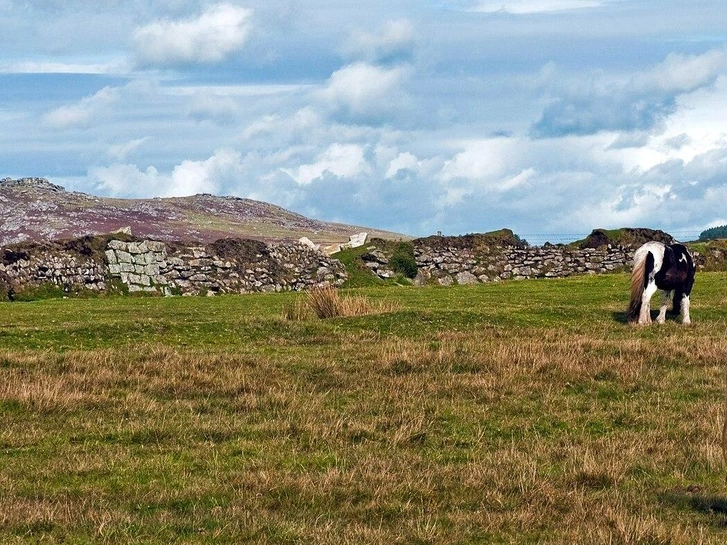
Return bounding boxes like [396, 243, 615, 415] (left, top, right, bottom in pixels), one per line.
[2, 1, 727, 244]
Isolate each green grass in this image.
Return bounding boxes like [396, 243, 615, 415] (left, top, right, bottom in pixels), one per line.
[1, 273, 727, 543]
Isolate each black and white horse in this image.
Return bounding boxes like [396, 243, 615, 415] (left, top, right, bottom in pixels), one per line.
[627, 241, 695, 325]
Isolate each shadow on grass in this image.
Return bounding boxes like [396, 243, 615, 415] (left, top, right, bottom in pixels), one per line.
[610, 310, 685, 325]
[611, 311, 628, 324]
[661, 489, 727, 527]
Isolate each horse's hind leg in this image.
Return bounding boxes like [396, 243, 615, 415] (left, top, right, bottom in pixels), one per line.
[656, 290, 670, 324]
[681, 294, 691, 325]
[639, 280, 659, 324]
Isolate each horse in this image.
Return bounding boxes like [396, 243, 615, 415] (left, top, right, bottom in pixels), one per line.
[627, 241, 695, 325]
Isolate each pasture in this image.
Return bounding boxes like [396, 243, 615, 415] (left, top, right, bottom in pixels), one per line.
[1, 273, 727, 544]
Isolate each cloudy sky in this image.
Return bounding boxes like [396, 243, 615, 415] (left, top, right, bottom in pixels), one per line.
[2, 0, 727, 243]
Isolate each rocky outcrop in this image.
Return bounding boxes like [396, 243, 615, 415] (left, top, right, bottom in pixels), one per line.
[578, 228, 674, 249]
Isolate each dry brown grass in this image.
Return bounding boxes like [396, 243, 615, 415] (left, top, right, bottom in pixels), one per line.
[285, 286, 399, 320]
[2, 329, 727, 543]
[3, 274, 727, 543]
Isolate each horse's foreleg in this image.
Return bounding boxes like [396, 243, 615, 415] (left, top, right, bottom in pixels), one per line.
[639, 280, 659, 325]
[656, 290, 670, 324]
[681, 294, 691, 325]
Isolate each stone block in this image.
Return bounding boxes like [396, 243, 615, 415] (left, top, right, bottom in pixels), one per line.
[127, 241, 148, 254]
[132, 253, 148, 265]
[107, 240, 127, 250]
[146, 241, 166, 253]
[116, 250, 133, 263]
[105, 250, 118, 264]
[348, 232, 368, 248]
[456, 271, 479, 285]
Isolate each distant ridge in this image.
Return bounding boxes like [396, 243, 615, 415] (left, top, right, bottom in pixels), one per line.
[0, 178, 407, 246]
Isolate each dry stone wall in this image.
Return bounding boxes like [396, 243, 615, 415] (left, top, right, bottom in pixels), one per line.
[2, 233, 719, 298]
[358, 241, 635, 285]
[413, 243, 634, 285]
[0, 250, 107, 294]
[1, 238, 346, 298]
[105, 239, 347, 295]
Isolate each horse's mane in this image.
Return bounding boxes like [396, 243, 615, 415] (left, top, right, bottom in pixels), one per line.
[627, 252, 648, 322]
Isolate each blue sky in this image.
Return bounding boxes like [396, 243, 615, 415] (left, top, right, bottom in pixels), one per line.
[2, 0, 727, 243]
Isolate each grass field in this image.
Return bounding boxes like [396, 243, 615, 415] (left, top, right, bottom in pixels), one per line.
[2, 273, 727, 544]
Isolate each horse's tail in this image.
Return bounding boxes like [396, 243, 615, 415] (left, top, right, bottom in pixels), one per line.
[722, 353, 727, 481]
[627, 251, 650, 322]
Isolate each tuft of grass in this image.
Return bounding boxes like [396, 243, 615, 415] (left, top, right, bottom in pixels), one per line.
[303, 286, 399, 319]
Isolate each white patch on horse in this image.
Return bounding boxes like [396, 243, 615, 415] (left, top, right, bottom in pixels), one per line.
[681, 294, 691, 325]
[656, 290, 671, 324]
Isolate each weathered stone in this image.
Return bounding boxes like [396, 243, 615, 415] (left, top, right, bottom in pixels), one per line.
[456, 271, 479, 285]
[116, 250, 133, 264]
[146, 241, 166, 252]
[438, 275, 454, 286]
[127, 241, 148, 254]
[348, 232, 368, 248]
[107, 240, 127, 251]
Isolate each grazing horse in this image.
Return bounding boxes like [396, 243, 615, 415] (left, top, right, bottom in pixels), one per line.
[627, 241, 695, 325]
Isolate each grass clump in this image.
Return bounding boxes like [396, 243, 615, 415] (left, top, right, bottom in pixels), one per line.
[296, 285, 399, 319]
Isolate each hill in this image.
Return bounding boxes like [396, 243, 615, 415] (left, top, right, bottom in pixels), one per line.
[0, 177, 406, 247]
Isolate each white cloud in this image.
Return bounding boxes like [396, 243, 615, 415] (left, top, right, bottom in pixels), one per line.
[0, 60, 129, 75]
[471, 0, 604, 14]
[341, 19, 416, 63]
[42, 86, 120, 129]
[186, 92, 240, 124]
[91, 148, 242, 198]
[287, 143, 370, 185]
[132, 3, 252, 66]
[533, 47, 727, 137]
[440, 137, 517, 182]
[634, 48, 727, 95]
[570, 183, 675, 229]
[242, 107, 321, 141]
[108, 137, 150, 161]
[499, 167, 536, 191]
[385, 151, 419, 178]
[317, 62, 411, 122]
